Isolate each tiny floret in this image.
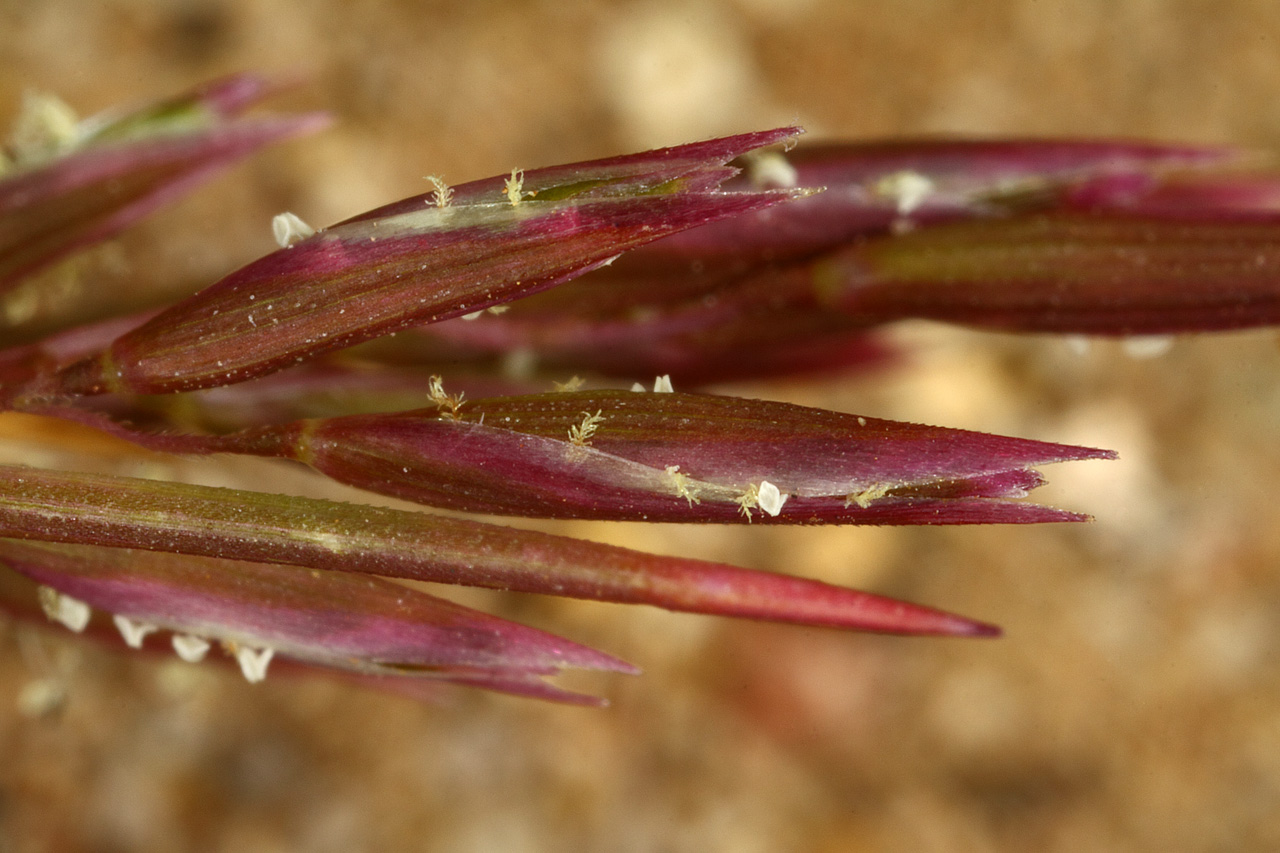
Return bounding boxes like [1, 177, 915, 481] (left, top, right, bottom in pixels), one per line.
[235, 645, 275, 683]
[653, 374, 674, 393]
[172, 634, 211, 663]
[37, 587, 90, 633]
[272, 212, 317, 248]
[554, 376, 585, 392]
[113, 614, 158, 649]
[630, 382, 646, 392]
[756, 480, 787, 516]
[504, 168, 525, 206]
[736, 484, 760, 521]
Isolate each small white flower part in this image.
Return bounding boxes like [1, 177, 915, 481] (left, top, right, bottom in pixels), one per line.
[235, 646, 275, 684]
[744, 150, 798, 188]
[756, 480, 787, 517]
[172, 634, 211, 663]
[37, 587, 90, 633]
[553, 375, 585, 392]
[16, 678, 66, 720]
[502, 347, 537, 379]
[9, 91, 80, 167]
[460, 310, 484, 321]
[112, 614, 158, 649]
[1122, 335, 1174, 359]
[271, 212, 316, 248]
[504, 168, 525, 206]
[630, 382, 646, 392]
[874, 170, 935, 215]
[1064, 335, 1093, 356]
[653, 374, 674, 393]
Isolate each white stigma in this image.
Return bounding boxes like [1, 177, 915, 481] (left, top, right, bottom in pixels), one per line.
[37, 587, 90, 633]
[653, 374, 674, 393]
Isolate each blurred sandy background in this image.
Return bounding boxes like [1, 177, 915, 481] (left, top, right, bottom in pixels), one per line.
[3, 1, 1280, 850]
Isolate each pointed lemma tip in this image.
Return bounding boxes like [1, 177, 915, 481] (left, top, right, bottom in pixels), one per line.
[558, 645, 641, 676]
[916, 610, 1002, 638]
[962, 619, 1003, 639]
[607, 658, 643, 677]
